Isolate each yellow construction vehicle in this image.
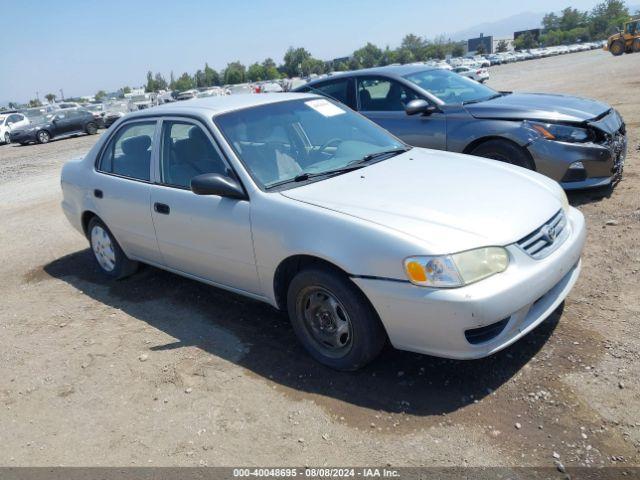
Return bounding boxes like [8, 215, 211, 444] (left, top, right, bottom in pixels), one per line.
[605, 17, 640, 55]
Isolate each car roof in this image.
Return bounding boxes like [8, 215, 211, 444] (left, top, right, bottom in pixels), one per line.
[126, 93, 321, 119]
[305, 64, 437, 85]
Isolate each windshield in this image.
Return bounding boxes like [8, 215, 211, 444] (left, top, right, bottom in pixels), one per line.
[405, 69, 498, 104]
[215, 98, 405, 189]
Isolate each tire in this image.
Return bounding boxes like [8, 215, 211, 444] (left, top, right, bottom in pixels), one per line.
[87, 217, 138, 280]
[633, 38, 640, 53]
[36, 130, 50, 144]
[4, 132, 10, 144]
[470, 139, 534, 170]
[85, 122, 98, 135]
[287, 267, 386, 370]
[610, 40, 625, 56]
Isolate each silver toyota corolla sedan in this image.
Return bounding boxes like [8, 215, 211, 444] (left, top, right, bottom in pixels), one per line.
[61, 93, 586, 370]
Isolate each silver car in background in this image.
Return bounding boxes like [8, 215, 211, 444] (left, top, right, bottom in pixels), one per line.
[296, 65, 627, 190]
[61, 94, 586, 370]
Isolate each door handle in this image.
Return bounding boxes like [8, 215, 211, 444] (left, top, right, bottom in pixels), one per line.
[94, 189, 103, 198]
[154, 202, 170, 215]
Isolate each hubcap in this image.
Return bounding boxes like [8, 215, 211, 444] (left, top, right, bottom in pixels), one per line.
[300, 287, 352, 357]
[91, 225, 116, 272]
[38, 132, 48, 142]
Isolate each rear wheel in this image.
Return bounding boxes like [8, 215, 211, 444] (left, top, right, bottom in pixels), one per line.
[88, 217, 138, 280]
[287, 268, 386, 370]
[36, 130, 50, 144]
[610, 40, 625, 56]
[4, 132, 9, 144]
[470, 139, 534, 170]
[85, 122, 98, 135]
[633, 38, 640, 53]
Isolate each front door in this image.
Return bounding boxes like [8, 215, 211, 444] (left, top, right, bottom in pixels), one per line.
[149, 119, 259, 295]
[357, 76, 447, 150]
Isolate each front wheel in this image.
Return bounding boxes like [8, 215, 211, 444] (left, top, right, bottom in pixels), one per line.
[86, 122, 98, 135]
[88, 217, 138, 279]
[610, 40, 625, 56]
[633, 38, 640, 53]
[36, 130, 50, 144]
[4, 132, 10, 144]
[470, 139, 534, 170]
[287, 268, 387, 370]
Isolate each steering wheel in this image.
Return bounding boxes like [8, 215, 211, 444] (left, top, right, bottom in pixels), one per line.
[317, 138, 343, 157]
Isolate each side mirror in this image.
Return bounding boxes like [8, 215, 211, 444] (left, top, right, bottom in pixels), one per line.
[405, 99, 439, 116]
[191, 173, 246, 199]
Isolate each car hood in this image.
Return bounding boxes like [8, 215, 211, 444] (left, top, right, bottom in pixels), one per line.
[281, 149, 563, 253]
[464, 92, 611, 123]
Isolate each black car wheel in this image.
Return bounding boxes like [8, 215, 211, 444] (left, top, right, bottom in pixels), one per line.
[36, 130, 50, 144]
[4, 132, 9, 144]
[85, 122, 98, 135]
[633, 38, 640, 53]
[287, 267, 386, 371]
[87, 217, 139, 279]
[470, 139, 534, 170]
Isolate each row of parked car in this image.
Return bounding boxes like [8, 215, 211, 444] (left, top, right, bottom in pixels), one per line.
[59, 57, 626, 370]
[486, 40, 605, 65]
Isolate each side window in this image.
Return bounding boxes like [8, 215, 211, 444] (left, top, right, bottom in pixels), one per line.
[311, 79, 355, 109]
[160, 121, 227, 189]
[99, 121, 155, 181]
[357, 77, 419, 112]
[8, 114, 21, 123]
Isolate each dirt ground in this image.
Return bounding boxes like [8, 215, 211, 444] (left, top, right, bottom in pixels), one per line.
[0, 49, 638, 468]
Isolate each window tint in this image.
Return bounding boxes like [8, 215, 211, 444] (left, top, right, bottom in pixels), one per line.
[99, 121, 155, 181]
[311, 79, 354, 108]
[8, 114, 21, 123]
[357, 77, 419, 112]
[160, 121, 227, 189]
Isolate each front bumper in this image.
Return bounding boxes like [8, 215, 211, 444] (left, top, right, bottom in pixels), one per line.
[527, 133, 626, 191]
[9, 129, 38, 143]
[353, 207, 586, 360]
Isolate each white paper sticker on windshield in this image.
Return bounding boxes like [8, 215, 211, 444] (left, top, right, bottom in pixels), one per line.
[305, 99, 346, 117]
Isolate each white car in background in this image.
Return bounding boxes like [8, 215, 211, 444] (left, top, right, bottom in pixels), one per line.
[0, 112, 30, 144]
[452, 66, 489, 83]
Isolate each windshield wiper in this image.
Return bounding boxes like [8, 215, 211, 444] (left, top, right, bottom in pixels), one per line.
[293, 147, 411, 182]
[463, 93, 504, 105]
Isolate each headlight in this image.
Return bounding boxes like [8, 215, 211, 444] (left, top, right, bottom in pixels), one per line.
[526, 121, 591, 143]
[559, 188, 570, 213]
[404, 247, 509, 288]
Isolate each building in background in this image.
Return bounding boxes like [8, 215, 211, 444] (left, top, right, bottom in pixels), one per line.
[514, 28, 542, 43]
[467, 34, 493, 54]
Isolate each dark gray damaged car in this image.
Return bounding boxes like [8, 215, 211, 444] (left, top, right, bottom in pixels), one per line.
[296, 65, 627, 190]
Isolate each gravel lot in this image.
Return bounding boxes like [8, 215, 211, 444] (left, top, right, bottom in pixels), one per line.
[0, 49, 638, 468]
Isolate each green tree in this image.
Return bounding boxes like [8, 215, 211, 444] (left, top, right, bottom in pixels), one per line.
[514, 31, 537, 50]
[352, 42, 383, 68]
[247, 62, 266, 82]
[379, 46, 397, 66]
[261, 58, 280, 79]
[542, 12, 560, 30]
[452, 42, 465, 57]
[194, 69, 207, 88]
[28, 99, 42, 107]
[495, 39, 509, 53]
[95, 90, 107, 101]
[223, 62, 246, 84]
[154, 73, 168, 91]
[589, 0, 629, 38]
[169, 71, 176, 90]
[8, 102, 18, 109]
[174, 72, 195, 91]
[203, 63, 220, 86]
[145, 70, 156, 92]
[400, 34, 426, 60]
[283, 47, 312, 77]
[559, 7, 586, 31]
[44, 93, 56, 103]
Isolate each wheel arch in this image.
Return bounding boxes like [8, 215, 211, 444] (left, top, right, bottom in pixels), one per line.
[273, 254, 353, 311]
[81, 210, 99, 238]
[463, 135, 537, 170]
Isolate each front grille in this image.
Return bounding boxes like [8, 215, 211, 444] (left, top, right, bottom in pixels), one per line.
[517, 210, 568, 260]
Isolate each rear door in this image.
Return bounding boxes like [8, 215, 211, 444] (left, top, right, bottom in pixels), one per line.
[356, 75, 447, 150]
[149, 118, 259, 295]
[93, 119, 163, 264]
[51, 111, 75, 135]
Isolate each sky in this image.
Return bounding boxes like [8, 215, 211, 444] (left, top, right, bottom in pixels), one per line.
[0, 0, 611, 102]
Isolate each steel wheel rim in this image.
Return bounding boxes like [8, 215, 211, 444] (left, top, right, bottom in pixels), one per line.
[91, 225, 116, 272]
[299, 287, 353, 358]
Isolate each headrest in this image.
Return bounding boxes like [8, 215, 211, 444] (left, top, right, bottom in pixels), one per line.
[121, 135, 151, 155]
